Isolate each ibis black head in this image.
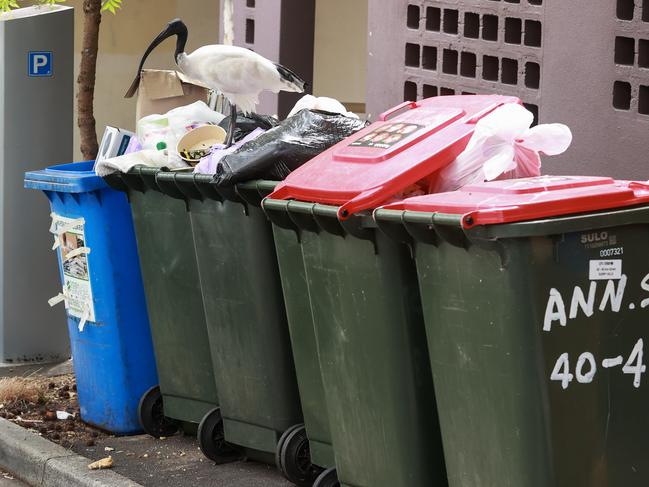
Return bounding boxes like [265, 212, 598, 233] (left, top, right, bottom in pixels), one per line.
[125, 18, 189, 98]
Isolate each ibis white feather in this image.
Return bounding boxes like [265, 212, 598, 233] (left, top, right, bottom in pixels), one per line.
[127, 18, 306, 147]
[177, 46, 303, 114]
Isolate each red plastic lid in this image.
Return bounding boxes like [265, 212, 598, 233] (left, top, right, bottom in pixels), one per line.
[380, 176, 649, 228]
[269, 95, 520, 219]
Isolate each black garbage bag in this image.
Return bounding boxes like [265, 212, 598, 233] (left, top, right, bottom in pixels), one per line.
[213, 109, 369, 186]
[218, 113, 279, 142]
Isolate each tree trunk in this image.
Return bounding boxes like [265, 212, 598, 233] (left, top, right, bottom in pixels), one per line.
[77, 0, 101, 160]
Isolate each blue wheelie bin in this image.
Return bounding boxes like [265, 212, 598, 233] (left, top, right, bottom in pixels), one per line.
[24, 161, 158, 434]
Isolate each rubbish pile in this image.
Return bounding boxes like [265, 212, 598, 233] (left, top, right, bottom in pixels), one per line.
[95, 94, 367, 181]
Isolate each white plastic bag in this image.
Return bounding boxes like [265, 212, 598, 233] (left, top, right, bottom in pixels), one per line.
[136, 101, 226, 166]
[287, 95, 359, 119]
[433, 103, 573, 193]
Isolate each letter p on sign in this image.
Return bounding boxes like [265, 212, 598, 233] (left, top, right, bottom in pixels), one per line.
[28, 51, 53, 77]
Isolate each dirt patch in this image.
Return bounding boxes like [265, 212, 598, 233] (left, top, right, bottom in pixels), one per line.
[0, 374, 110, 448]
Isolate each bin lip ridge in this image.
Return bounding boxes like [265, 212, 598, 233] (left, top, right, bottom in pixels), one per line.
[24, 160, 107, 194]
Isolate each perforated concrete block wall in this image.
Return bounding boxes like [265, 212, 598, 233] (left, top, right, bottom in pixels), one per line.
[368, 0, 649, 179]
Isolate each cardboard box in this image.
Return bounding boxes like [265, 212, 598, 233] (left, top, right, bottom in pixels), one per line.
[134, 69, 210, 122]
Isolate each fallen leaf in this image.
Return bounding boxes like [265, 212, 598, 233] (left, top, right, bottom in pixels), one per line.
[88, 456, 113, 470]
[104, 447, 115, 452]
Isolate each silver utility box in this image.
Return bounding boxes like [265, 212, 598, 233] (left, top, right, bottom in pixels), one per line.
[0, 5, 73, 364]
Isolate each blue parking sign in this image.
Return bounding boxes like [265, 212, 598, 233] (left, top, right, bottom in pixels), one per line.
[28, 51, 53, 77]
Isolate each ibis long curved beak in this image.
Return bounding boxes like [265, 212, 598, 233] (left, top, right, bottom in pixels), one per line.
[125, 19, 188, 98]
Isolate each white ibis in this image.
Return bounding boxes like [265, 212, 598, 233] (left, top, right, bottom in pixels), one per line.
[126, 18, 306, 147]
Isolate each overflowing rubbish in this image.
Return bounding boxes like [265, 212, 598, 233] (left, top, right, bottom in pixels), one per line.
[432, 103, 572, 193]
[288, 94, 359, 118]
[94, 149, 170, 177]
[94, 126, 135, 169]
[218, 113, 278, 143]
[177, 125, 227, 165]
[136, 101, 225, 166]
[211, 109, 368, 184]
[193, 128, 265, 175]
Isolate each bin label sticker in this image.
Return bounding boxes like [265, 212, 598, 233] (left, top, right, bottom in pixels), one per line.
[51, 214, 96, 323]
[349, 123, 425, 149]
[589, 259, 622, 280]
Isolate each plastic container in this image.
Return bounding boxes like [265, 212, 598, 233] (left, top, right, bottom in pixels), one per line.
[103, 167, 223, 443]
[264, 95, 518, 486]
[24, 161, 157, 434]
[375, 176, 649, 486]
[157, 172, 316, 484]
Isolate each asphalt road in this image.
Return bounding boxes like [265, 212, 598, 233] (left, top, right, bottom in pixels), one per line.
[72, 433, 292, 487]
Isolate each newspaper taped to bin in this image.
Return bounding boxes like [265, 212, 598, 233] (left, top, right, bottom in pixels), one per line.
[51, 214, 95, 323]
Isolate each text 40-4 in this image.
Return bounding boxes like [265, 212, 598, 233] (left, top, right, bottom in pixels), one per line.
[551, 338, 646, 389]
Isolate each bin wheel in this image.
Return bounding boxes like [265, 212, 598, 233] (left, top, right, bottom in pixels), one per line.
[313, 468, 340, 487]
[198, 408, 242, 464]
[277, 424, 321, 486]
[275, 423, 304, 473]
[138, 385, 179, 438]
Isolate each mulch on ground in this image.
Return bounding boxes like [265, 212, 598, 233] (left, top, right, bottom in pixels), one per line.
[0, 374, 110, 449]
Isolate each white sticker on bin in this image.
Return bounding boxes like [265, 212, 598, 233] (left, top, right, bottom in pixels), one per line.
[48, 292, 69, 308]
[589, 260, 622, 280]
[78, 306, 90, 333]
[62, 246, 91, 262]
[50, 214, 85, 250]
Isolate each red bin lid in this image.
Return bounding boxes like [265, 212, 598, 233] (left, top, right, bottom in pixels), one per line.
[380, 176, 649, 228]
[269, 95, 520, 219]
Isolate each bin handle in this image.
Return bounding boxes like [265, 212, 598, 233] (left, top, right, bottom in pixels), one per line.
[378, 101, 419, 122]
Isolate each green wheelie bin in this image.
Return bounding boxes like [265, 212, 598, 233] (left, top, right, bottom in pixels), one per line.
[270, 215, 338, 486]
[156, 171, 318, 485]
[264, 95, 518, 487]
[264, 202, 443, 487]
[376, 176, 649, 487]
[104, 168, 227, 449]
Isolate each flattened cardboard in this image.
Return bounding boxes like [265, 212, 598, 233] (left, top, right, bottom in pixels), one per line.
[135, 69, 210, 122]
